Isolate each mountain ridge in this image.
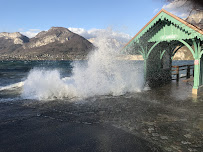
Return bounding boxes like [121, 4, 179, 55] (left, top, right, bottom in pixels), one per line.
[0, 27, 94, 60]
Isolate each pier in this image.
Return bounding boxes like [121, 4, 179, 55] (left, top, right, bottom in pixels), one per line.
[172, 64, 194, 81]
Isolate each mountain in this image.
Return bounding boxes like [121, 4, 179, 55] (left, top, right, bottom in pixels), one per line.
[0, 32, 29, 54]
[173, 46, 194, 60]
[0, 27, 94, 60]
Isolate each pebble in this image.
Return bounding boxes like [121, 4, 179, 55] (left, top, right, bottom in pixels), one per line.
[152, 133, 159, 137]
[184, 134, 192, 139]
[151, 137, 159, 141]
[184, 129, 191, 132]
[188, 148, 197, 152]
[98, 111, 105, 115]
[160, 136, 168, 140]
[181, 141, 191, 145]
[180, 118, 187, 121]
[83, 122, 92, 125]
[164, 147, 173, 151]
[171, 145, 181, 151]
[148, 127, 155, 133]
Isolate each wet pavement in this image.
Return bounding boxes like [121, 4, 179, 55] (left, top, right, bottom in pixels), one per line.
[0, 80, 202, 152]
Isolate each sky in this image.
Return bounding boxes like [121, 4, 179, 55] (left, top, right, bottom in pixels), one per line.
[0, 0, 191, 40]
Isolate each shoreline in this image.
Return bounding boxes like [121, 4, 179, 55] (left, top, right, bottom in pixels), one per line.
[0, 58, 194, 61]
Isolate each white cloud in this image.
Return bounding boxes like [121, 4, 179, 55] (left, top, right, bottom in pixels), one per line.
[163, 0, 185, 10]
[68, 27, 132, 43]
[29, 29, 41, 32]
[179, 13, 188, 18]
[162, 0, 193, 18]
[18, 28, 24, 32]
[153, 8, 159, 14]
[20, 29, 41, 38]
[18, 27, 132, 48]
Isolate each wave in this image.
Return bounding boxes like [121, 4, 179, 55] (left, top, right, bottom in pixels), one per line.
[21, 69, 77, 100]
[0, 81, 24, 91]
[21, 31, 144, 100]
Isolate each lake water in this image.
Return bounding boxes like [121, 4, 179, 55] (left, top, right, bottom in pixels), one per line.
[0, 60, 194, 101]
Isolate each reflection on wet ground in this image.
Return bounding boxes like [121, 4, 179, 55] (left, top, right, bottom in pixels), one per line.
[0, 80, 202, 152]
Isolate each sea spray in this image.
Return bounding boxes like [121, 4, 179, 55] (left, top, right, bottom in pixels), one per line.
[0, 81, 24, 91]
[22, 31, 144, 100]
[21, 69, 77, 100]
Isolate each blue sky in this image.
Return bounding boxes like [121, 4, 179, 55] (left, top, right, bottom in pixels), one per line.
[0, 0, 179, 38]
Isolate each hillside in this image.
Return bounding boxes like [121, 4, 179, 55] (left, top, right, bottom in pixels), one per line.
[173, 46, 194, 60]
[0, 27, 94, 60]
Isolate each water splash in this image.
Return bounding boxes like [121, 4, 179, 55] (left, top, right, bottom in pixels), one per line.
[22, 31, 144, 100]
[21, 69, 77, 100]
[0, 82, 24, 91]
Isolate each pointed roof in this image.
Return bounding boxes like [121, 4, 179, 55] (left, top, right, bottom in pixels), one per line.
[124, 9, 203, 50]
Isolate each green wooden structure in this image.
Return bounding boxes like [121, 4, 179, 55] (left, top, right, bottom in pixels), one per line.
[123, 9, 203, 94]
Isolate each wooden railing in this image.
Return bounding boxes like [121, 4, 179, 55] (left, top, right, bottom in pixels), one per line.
[172, 64, 194, 81]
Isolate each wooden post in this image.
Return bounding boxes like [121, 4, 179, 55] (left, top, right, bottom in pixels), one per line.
[176, 66, 179, 81]
[187, 65, 190, 79]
